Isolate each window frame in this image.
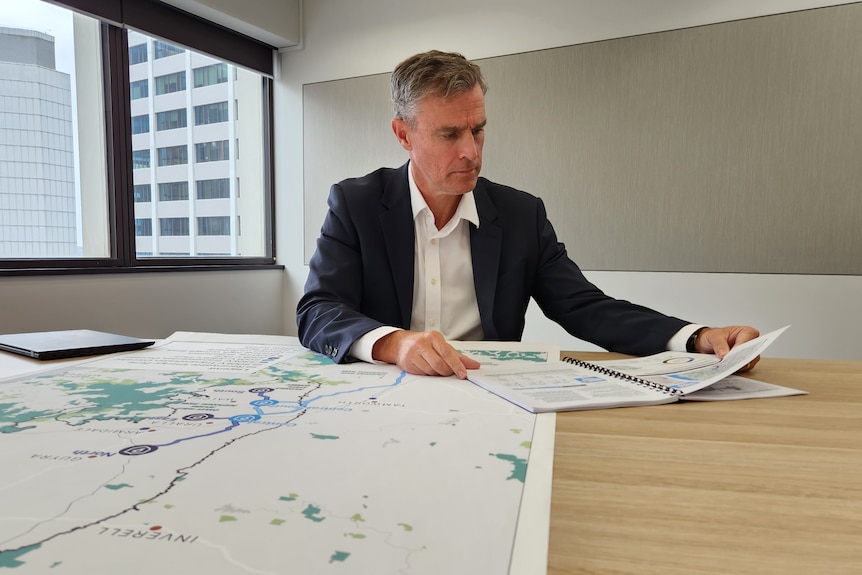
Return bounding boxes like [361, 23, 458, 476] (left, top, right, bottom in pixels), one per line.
[2, 0, 278, 275]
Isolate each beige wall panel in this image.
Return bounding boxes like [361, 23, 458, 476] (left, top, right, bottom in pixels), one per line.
[303, 3, 862, 273]
[302, 75, 404, 258]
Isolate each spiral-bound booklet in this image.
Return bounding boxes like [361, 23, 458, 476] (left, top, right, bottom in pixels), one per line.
[466, 326, 792, 413]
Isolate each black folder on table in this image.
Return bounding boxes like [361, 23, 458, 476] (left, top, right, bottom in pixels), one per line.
[0, 329, 155, 360]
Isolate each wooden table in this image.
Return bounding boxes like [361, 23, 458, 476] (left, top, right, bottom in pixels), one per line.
[547, 354, 862, 575]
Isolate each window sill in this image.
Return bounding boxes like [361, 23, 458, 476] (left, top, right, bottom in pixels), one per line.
[0, 263, 284, 277]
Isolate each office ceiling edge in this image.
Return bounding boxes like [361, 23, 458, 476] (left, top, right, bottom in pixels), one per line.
[158, 0, 302, 50]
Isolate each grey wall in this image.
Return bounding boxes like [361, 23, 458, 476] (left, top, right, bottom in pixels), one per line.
[303, 3, 862, 274]
[0, 270, 284, 340]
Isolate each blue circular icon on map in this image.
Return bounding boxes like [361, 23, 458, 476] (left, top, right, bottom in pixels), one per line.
[230, 414, 261, 423]
[119, 445, 159, 456]
[250, 399, 278, 407]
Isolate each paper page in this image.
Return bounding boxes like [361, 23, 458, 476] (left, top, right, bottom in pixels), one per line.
[91, 331, 305, 373]
[681, 375, 808, 401]
[467, 362, 676, 413]
[587, 351, 719, 376]
[637, 325, 789, 394]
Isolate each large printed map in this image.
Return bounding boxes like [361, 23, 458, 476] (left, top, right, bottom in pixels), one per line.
[0, 333, 552, 574]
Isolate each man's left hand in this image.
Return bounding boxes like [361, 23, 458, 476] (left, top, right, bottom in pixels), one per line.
[694, 325, 761, 372]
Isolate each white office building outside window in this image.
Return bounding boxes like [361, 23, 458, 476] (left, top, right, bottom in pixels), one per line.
[0, 27, 76, 257]
[129, 30, 266, 258]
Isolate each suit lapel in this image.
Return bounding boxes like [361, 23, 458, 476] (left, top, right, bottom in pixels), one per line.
[470, 181, 502, 340]
[380, 163, 415, 329]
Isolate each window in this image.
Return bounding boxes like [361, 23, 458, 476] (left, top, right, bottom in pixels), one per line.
[160, 217, 189, 236]
[198, 216, 230, 236]
[194, 63, 228, 87]
[194, 101, 229, 125]
[129, 43, 147, 65]
[155, 71, 186, 95]
[197, 178, 230, 199]
[133, 184, 151, 202]
[131, 114, 149, 134]
[130, 79, 148, 100]
[153, 40, 184, 59]
[158, 145, 188, 166]
[156, 109, 187, 131]
[195, 140, 229, 163]
[2, 0, 275, 272]
[158, 182, 189, 201]
[133, 150, 151, 169]
[135, 218, 152, 236]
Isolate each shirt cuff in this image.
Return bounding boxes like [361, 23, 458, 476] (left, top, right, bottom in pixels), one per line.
[668, 324, 705, 352]
[349, 326, 401, 364]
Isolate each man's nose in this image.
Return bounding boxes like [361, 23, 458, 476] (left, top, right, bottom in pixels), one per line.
[459, 132, 480, 159]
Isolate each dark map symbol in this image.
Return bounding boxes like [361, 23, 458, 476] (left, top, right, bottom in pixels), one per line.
[119, 445, 159, 456]
[182, 413, 215, 421]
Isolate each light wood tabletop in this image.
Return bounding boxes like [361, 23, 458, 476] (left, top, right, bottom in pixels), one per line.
[547, 354, 862, 575]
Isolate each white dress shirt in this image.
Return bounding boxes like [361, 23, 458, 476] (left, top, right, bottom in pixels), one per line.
[349, 163, 483, 362]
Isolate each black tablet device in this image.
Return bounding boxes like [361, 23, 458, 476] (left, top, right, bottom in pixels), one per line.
[0, 329, 155, 360]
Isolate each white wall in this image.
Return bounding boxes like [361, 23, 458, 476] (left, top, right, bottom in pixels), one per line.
[277, 0, 862, 360]
[0, 270, 284, 339]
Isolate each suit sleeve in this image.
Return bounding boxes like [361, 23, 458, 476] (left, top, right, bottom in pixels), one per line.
[528, 198, 689, 356]
[296, 184, 388, 363]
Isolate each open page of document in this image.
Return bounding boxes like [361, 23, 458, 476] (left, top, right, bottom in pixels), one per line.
[633, 326, 790, 395]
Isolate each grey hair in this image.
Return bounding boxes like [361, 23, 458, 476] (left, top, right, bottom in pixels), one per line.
[391, 50, 488, 126]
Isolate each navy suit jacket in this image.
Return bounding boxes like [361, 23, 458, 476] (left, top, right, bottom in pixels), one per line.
[297, 162, 689, 363]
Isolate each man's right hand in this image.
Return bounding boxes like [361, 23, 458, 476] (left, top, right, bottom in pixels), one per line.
[372, 330, 480, 379]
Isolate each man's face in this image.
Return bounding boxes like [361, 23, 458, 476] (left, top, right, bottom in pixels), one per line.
[392, 84, 486, 202]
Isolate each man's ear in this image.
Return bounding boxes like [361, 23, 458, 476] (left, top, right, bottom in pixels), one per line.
[392, 118, 412, 151]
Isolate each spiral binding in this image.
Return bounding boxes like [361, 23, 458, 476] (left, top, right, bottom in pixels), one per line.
[561, 356, 683, 396]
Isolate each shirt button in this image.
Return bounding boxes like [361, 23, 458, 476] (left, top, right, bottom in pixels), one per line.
[430, 320, 437, 327]
[430, 278, 437, 285]
[430, 239, 436, 245]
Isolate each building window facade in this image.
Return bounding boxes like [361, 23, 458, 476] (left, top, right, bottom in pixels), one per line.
[153, 40, 184, 59]
[194, 101, 228, 125]
[135, 218, 152, 236]
[157, 145, 188, 166]
[132, 150, 151, 169]
[198, 216, 230, 236]
[193, 63, 228, 87]
[133, 184, 151, 202]
[196, 178, 230, 199]
[131, 114, 149, 134]
[195, 140, 229, 163]
[129, 43, 147, 64]
[155, 71, 186, 95]
[156, 108, 187, 131]
[158, 181, 189, 201]
[130, 79, 148, 100]
[159, 217, 189, 236]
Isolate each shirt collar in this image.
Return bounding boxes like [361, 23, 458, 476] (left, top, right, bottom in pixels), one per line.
[408, 161, 480, 228]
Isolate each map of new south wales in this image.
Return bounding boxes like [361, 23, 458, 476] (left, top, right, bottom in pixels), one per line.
[0, 335, 538, 574]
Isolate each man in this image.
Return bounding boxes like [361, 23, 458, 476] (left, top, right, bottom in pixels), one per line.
[297, 50, 759, 379]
